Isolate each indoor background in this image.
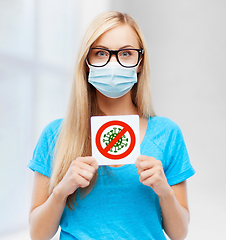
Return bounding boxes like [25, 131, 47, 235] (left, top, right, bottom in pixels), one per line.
[0, 0, 225, 239]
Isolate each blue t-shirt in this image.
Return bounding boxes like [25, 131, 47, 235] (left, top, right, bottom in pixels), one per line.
[28, 116, 195, 240]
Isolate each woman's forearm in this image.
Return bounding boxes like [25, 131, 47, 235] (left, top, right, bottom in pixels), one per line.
[29, 158, 98, 240]
[159, 189, 190, 240]
[29, 188, 67, 240]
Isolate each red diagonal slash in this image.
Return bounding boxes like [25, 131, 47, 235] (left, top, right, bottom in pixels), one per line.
[103, 127, 128, 154]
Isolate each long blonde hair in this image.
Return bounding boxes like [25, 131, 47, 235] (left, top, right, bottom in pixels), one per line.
[49, 11, 155, 209]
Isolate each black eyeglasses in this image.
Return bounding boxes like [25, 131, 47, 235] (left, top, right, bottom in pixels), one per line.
[87, 48, 143, 68]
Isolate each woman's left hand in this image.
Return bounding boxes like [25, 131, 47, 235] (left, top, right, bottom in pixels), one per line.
[135, 155, 172, 197]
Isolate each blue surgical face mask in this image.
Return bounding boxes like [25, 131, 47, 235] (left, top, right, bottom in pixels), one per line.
[87, 62, 137, 98]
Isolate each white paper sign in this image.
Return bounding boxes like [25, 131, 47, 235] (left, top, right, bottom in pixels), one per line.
[91, 115, 140, 165]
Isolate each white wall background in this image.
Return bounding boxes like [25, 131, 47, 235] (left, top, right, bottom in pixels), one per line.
[110, 0, 226, 239]
[0, 0, 225, 239]
[0, 0, 110, 239]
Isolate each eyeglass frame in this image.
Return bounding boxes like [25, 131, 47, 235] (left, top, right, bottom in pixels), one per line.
[86, 47, 144, 68]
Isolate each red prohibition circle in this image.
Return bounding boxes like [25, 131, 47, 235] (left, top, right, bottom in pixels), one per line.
[95, 120, 136, 160]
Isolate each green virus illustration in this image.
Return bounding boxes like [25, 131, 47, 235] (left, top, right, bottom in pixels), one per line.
[103, 127, 129, 153]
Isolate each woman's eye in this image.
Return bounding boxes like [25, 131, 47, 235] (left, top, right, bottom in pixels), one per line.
[96, 51, 107, 57]
[120, 51, 131, 57]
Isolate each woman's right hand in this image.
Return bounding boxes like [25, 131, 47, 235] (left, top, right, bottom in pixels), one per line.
[54, 157, 99, 199]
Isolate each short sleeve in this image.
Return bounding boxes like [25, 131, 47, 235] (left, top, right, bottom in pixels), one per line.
[164, 123, 195, 186]
[27, 119, 62, 178]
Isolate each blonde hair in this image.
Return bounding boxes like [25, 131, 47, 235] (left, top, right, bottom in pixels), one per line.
[49, 11, 155, 209]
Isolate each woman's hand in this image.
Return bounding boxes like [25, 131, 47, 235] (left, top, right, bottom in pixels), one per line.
[54, 157, 99, 199]
[135, 155, 171, 197]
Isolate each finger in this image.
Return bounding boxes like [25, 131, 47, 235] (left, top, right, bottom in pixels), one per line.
[137, 160, 154, 175]
[138, 158, 162, 173]
[138, 155, 153, 161]
[135, 155, 141, 168]
[141, 173, 162, 187]
[141, 165, 165, 185]
[135, 155, 148, 171]
[74, 166, 95, 182]
[70, 163, 93, 182]
[75, 174, 90, 188]
[79, 169, 94, 182]
[139, 168, 155, 182]
[135, 155, 149, 165]
[77, 157, 99, 170]
[65, 165, 91, 189]
[76, 161, 97, 174]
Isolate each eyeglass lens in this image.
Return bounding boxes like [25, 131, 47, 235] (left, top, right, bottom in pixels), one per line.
[88, 48, 140, 67]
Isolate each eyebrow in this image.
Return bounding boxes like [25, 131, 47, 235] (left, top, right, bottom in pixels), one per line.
[93, 45, 135, 50]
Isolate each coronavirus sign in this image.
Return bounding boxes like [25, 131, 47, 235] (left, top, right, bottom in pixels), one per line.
[91, 115, 140, 165]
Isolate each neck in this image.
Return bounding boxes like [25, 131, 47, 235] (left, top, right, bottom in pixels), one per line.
[96, 91, 138, 116]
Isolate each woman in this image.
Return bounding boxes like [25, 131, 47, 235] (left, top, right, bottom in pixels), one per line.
[28, 11, 195, 240]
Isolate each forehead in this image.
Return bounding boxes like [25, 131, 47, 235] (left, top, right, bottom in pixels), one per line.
[93, 24, 140, 49]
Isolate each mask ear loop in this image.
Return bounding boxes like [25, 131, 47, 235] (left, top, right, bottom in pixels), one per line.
[86, 59, 90, 67]
[136, 52, 144, 73]
[85, 48, 93, 70]
[85, 59, 91, 73]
